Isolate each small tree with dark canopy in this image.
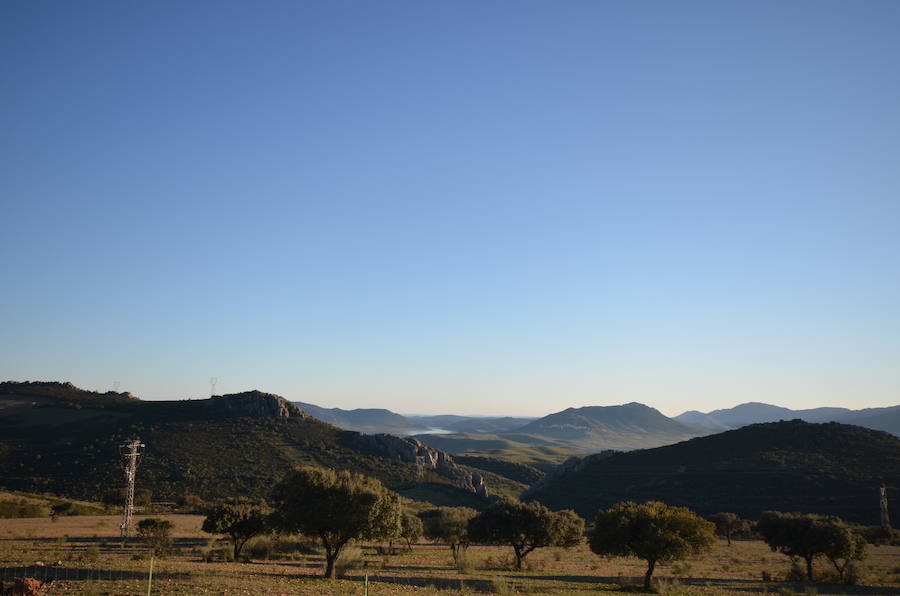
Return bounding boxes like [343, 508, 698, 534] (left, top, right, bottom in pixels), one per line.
[420, 507, 477, 563]
[270, 466, 402, 578]
[815, 519, 867, 583]
[709, 512, 750, 546]
[468, 498, 584, 570]
[202, 502, 270, 560]
[400, 511, 423, 551]
[137, 518, 174, 557]
[590, 501, 715, 591]
[758, 511, 819, 580]
[757, 511, 867, 582]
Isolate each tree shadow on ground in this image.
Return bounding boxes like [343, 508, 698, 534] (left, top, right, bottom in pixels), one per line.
[0, 565, 192, 583]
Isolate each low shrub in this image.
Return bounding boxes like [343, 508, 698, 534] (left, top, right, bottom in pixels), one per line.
[137, 518, 174, 557]
[0, 499, 46, 518]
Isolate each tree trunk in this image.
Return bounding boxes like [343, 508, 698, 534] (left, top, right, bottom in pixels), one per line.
[726, 533, 732, 546]
[406, 538, 413, 551]
[831, 558, 845, 582]
[325, 549, 339, 579]
[513, 544, 523, 570]
[644, 559, 656, 591]
[805, 555, 814, 581]
[451, 543, 459, 563]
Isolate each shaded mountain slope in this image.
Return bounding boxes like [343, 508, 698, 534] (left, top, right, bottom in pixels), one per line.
[0, 382, 488, 507]
[524, 420, 900, 524]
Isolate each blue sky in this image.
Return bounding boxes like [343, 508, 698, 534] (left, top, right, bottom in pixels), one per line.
[2, 1, 899, 416]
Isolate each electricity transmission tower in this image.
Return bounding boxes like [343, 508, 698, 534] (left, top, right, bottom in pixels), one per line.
[210, 376, 218, 397]
[119, 438, 145, 539]
[881, 485, 891, 528]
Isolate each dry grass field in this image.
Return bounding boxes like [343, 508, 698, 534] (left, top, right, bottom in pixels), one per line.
[1, 515, 899, 595]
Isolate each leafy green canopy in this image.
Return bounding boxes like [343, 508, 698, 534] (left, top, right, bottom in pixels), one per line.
[757, 511, 867, 582]
[202, 502, 270, 559]
[137, 518, 175, 557]
[400, 511, 423, 550]
[708, 512, 751, 545]
[590, 500, 715, 590]
[468, 498, 583, 569]
[420, 506, 478, 562]
[270, 466, 402, 578]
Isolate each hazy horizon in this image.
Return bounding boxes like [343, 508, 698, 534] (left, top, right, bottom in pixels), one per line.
[3, 2, 899, 418]
[4, 377, 897, 420]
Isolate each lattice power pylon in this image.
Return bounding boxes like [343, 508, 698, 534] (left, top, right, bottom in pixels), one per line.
[881, 485, 891, 528]
[119, 438, 145, 539]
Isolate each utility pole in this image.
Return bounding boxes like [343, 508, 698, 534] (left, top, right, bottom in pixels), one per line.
[881, 485, 891, 528]
[119, 438, 145, 539]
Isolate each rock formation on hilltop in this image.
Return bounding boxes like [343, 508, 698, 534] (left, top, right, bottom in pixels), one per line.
[209, 390, 308, 420]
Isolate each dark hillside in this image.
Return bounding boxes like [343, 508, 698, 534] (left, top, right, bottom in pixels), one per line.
[0, 382, 489, 508]
[525, 420, 900, 525]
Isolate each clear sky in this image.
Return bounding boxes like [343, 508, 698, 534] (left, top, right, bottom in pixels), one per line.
[2, 1, 899, 417]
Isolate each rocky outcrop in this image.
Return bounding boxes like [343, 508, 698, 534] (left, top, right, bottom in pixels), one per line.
[209, 390, 307, 420]
[521, 449, 619, 498]
[354, 433, 488, 497]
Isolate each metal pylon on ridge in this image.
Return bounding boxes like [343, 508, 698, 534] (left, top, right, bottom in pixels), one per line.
[119, 438, 145, 539]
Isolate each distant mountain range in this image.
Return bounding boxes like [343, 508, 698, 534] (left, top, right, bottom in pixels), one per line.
[293, 401, 428, 434]
[286, 405, 537, 436]
[524, 420, 900, 525]
[675, 402, 900, 437]
[291, 399, 900, 454]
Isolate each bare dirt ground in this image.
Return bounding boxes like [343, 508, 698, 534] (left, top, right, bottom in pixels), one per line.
[1, 515, 899, 595]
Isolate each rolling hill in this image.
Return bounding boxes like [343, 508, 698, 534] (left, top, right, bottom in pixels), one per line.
[0, 381, 493, 507]
[511, 402, 703, 450]
[524, 420, 900, 524]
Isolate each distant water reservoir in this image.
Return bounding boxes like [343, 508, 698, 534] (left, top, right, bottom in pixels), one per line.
[416, 427, 452, 435]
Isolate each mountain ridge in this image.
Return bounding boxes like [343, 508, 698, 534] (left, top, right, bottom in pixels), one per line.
[0, 381, 491, 507]
[525, 419, 900, 524]
[676, 401, 900, 436]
